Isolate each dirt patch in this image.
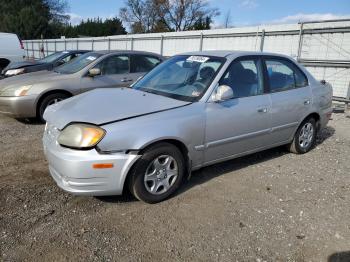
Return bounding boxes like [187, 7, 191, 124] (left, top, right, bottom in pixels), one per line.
[1, 112, 350, 261]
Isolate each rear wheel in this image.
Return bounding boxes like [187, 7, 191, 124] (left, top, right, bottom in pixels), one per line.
[288, 118, 317, 154]
[38, 93, 70, 123]
[128, 143, 186, 203]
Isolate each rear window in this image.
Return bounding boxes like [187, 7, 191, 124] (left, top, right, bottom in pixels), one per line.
[265, 58, 308, 92]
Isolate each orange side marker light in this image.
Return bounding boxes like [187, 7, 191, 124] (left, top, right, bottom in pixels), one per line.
[93, 163, 114, 169]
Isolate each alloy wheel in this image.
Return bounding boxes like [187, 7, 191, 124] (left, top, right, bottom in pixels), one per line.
[144, 155, 178, 195]
[298, 122, 314, 149]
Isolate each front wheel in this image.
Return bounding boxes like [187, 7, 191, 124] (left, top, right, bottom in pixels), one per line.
[128, 143, 186, 203]
[288, 118, 317, 154]
[38, 93, 69, 123]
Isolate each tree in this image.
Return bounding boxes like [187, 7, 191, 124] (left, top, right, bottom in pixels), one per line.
[223, 10, 231, 28]
[120, 0, 219, 33]
[190, 16, 211, 30]
[0, 1, 126, 39]
[155, 0, 219, 31]
[62, 17, 127, 38]
[0, 0, 69, 39]
[120, 0, 160, 33]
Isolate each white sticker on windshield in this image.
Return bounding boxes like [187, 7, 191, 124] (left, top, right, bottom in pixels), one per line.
[186, 56, 209, 63]
[86, 56, 97, 61]
[192, 91, 201, 97]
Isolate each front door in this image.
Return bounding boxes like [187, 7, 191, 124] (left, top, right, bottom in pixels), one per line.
[80, 54, 137, 93]
[204, 57, 272, 164]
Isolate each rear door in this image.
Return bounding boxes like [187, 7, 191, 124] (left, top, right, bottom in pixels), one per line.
[80, 54, 131, 92]
[263, 56, 311, 144]
[204, 56, 272, 164]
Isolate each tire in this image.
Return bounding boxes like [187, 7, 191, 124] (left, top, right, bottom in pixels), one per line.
[288, 118, 317, 154]
[38, 93, 70, 123]
[128, 142, 186, 204]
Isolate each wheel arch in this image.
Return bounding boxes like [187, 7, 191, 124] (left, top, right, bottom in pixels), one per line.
[122, 138, 192, 194]
[0, 58, 11, 69]
[302, 112, 321, 130]
[140, 138, 191, 174]
[36, 89, 73, 117]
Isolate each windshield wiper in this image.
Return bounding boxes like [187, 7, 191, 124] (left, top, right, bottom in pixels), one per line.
[140, 88, 157, 95]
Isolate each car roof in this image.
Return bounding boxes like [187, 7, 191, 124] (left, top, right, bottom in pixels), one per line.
[90, 50, 164, 57]
[179, 50, 292, 59]
[61, 50, 90, 53]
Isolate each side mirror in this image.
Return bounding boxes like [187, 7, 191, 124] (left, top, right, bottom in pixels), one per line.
[88, 68, 101, 77]
[213, 85, 234, 102]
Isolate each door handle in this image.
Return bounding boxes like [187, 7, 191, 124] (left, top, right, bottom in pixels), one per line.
[257, 108, 268, 113]
[304, 99, 310, 105]
[120, 78, 133, 82]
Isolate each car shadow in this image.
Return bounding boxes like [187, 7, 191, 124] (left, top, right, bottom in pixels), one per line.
[97, 126, 335, 203]
[316, 126, 335, 145]
[95, 191, 137, 203]
[328, 251, 350, 262]
[174, 125, 335, 199]
[16, 117, 43, 125]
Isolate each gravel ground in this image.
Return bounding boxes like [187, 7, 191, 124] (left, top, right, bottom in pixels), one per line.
[0, 111, 349, 262]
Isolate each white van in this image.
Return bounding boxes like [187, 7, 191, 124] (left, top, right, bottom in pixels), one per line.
[0, 32, 25, 72]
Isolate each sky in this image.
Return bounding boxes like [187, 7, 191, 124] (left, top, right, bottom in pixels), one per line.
[66, 0, 350, 29]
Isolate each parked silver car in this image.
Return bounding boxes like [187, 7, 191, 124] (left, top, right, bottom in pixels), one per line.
[0, 50, 163, 121]
[43, 51, 333, 203]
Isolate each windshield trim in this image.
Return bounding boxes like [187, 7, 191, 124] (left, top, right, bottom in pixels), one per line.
[133, 55, 226, 102]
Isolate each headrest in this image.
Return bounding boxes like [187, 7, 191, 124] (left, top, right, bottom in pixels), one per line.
[200, 66, 215, 79]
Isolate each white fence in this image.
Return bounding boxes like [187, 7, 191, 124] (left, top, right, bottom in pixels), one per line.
[24, 19, 350, 98]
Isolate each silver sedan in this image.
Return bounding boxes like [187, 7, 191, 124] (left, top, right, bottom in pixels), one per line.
[0, 50, 163, 121]
[43, 51, 333, 203]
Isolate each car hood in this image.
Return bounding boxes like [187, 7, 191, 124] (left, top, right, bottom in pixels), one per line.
[44, 88, 191, 129]
[6, 60, 45, 70]
[0, 71, 73, 90]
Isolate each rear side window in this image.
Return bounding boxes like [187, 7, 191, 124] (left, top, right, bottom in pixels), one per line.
[95, 55, 130, 75]
[265, 59, 308, 92]
[131, 55, 161, 73]
[219, 58, 264, 98]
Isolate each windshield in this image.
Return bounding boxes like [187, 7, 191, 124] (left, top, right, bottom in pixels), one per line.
[40, 52, 66, 63]
[55, 52, 102, 74]
[133, 55, 225, 102]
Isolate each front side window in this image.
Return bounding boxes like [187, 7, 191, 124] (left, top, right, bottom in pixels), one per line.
[131, 55, 161, 73]
[219, 58, 264, 98]
[133, 55, 225, 102]
[265, 59, 308, 92]
[55, 52, 102, 74]
[94, 55, 129, 75]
